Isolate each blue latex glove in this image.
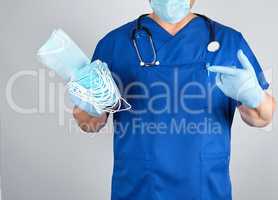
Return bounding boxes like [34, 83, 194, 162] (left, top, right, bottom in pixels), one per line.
[207, 50, 265, 108]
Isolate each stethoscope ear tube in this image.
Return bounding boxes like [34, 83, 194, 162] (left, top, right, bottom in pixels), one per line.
[132, 18, 159, 67]
[194, 14, 220, 52]
[132, 33, 159, 67]
[136, 14, 149, 30]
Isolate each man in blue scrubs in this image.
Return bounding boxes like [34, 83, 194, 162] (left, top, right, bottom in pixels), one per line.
[73, 0, 276, 199]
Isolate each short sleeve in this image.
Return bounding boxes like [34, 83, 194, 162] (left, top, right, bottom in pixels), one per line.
[236, 34, 269, 90]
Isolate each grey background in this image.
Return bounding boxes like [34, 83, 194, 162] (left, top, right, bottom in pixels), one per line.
[0, 0, 277, 200]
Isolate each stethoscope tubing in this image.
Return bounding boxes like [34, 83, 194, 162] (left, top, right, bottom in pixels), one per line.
[132, 13, 220, 67]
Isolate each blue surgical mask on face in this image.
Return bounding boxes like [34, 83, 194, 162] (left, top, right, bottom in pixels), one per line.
[150, 0, 191, 24]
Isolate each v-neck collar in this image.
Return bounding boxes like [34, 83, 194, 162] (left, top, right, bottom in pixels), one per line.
[137, 15, 209, 66]
[143, 15, 202, 39]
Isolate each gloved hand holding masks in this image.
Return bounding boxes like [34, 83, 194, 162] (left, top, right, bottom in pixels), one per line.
[37, 29, 131, 116]
[208, 50, 265, 109]
[67, 60, 131, 116]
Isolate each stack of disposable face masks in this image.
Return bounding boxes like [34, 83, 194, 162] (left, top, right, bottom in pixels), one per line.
[37, 29, 131, 117]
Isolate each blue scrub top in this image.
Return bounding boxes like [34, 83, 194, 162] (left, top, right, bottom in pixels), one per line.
[92, 16, 269, 200]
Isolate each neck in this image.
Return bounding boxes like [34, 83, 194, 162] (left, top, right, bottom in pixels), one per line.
[149, 12, 197, 36]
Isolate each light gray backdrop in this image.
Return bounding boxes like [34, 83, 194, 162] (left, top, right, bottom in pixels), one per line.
[0, 0, 277, 200]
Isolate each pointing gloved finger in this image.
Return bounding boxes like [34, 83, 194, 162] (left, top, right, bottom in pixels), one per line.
[237, 50, 255, 74]
[207, 66, 238, 75]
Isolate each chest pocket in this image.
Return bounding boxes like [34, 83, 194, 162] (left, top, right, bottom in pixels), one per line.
[179, 63, 210, 114]
[152, 62, 211, 114]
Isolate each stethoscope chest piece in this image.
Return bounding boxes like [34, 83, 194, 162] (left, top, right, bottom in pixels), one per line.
[140, 61, 160, 67]
[207, 41, 220, 52]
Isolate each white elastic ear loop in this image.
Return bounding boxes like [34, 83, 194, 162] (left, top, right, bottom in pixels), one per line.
[90, 67, 131, 114]
[91, 67, 116, 109]
[104, 97, 132, 114]
[66, 81, 103, 115]
[97, 66, 119, 106]
[68, 61, 132, 115]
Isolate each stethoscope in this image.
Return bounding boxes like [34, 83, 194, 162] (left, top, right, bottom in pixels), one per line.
[132, 14, 221, 67]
